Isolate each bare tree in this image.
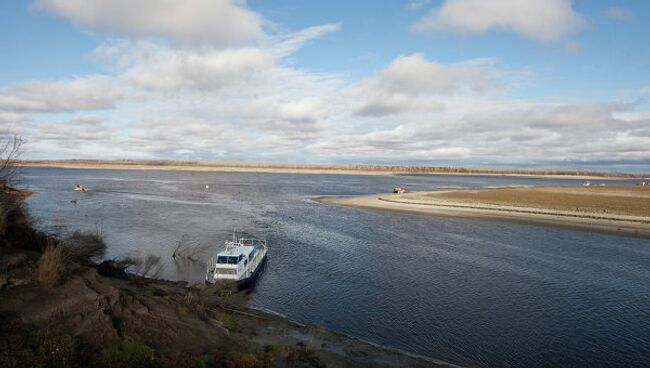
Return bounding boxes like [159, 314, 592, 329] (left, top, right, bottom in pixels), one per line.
[0, 136, 23, 237]
[0, 135, 23, 186]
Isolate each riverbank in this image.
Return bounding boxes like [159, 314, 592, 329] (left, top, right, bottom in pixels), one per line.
[316, 186, 650, 238]
[16, 160, 647, 179]
[0, 188, 446, 367]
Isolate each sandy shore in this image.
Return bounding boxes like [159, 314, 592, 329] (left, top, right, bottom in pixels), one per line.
[16, 160, 647, 179]
[316, 186, 650, 238]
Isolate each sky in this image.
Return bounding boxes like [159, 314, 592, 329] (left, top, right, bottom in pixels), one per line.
[1, 0, 649, 172]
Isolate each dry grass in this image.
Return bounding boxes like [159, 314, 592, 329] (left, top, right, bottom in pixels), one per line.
[35, 245, 67, 288]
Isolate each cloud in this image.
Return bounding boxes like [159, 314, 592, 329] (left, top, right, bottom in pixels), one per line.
[250, 96, 326, 133]
[310, 102, 650, 166]
[412, 0, 585, 42]
[31, 0, 263, 48]
[122, 47, 274, 92]
[32, 115, 115, 142]
[352, 53, 498, 116]
[0, 112, 28, 135]
[274, 23, 342, 57]
[0, 76, 121, 113]
[607, 7, 629, 20]
[125, 116, 242, 158]
[406, 0, 432, 11]
[0, 112, 27, 124]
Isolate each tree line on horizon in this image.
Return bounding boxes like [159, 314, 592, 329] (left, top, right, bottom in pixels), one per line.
[15, 158, 648, 178]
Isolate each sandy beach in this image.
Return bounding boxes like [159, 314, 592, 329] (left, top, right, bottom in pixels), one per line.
[316, 186, 650, 238]
[16, 160, 647, 179]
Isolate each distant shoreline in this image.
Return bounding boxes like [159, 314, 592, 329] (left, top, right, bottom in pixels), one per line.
[15, 160, 648, 180]
[315, 186, 650, 238]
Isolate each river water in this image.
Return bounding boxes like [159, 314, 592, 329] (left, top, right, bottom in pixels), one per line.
[21, 167, 650, 368]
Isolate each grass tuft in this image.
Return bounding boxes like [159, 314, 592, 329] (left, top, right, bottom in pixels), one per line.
[32, 333, 76, 368]
[94, 341, 157, 368]
[35, 244, 67, 288]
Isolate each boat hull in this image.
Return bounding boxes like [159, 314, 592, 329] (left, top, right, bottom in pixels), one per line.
[236, 253, 267, 289]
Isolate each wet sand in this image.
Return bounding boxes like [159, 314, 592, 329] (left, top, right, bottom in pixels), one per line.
[316, 186, 650, 238]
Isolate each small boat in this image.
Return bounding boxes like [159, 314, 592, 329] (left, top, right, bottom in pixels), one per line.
[74, 184, 88, 192]
[205, 232, 268, 288]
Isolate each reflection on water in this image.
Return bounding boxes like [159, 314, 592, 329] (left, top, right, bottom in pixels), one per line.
[22, 168, 650, 368]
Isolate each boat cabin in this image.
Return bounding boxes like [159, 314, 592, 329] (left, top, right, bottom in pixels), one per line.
[212, 239, 264, 279]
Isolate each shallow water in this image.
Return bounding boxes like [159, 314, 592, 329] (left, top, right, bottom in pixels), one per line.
[21, 167, 650, 368]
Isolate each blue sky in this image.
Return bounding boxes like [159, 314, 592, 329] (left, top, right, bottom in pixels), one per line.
[1, 0, 649, 171]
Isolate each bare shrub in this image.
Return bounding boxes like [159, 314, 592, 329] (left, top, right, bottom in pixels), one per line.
[170, 234, 210, 263]
[35, 244, 67, 287]
[64, 230, 107, 265]
[96, 257, 140, 279]
[135, 254, 164, 278]
[97, 254, 164, 279]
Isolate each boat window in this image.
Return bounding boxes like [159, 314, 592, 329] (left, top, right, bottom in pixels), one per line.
[217, 256, 241, 264]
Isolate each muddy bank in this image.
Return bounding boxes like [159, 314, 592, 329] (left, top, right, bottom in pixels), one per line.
[315, 186, 650, 238]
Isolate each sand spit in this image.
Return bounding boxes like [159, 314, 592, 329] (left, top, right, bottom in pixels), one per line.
[316, 186, 650, 238]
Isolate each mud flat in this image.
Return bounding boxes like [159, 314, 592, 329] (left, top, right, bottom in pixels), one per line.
[316, 186, 650, 238]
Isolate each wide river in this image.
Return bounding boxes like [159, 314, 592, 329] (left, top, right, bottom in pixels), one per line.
[21, 167, 650, 368]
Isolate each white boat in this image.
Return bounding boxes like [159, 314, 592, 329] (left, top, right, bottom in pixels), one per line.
[205, 232, 267, 288]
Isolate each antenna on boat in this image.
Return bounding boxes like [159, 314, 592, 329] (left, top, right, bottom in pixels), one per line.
[232, 229, 236, 244]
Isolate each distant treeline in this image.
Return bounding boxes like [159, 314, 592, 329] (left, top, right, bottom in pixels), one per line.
[16, 159, 648, 178]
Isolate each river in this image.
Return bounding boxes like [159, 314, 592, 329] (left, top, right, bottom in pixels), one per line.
[21, 167, 650, 368]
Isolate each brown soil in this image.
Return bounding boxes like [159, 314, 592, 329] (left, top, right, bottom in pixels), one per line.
[0, 247, 444, 367]
[421, 186, 650, 217]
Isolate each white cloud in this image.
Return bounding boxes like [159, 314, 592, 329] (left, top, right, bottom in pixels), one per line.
[352, 53, 497, 116]
[640, 86, 650, 94]
[250, 96, 326, 132]
[0, 112, 27, 124]
[406, 0, 432, 11]
[32, 115, 115, 142]
[273, 23, 342, 57]
[310, 102, 650, 165]
[0, 76, 121, 113]
[412, 0, 585, 42]
[9, 1, 648, 170]
[122, 47, 274, 92]
[31, 0, 263, 48]
[0, 112, 28, 135]
[607, 7, 629, 20]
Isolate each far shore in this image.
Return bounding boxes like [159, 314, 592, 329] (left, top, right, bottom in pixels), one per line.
[315, 185, 650, 238]
[16, 160, 649, 180]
